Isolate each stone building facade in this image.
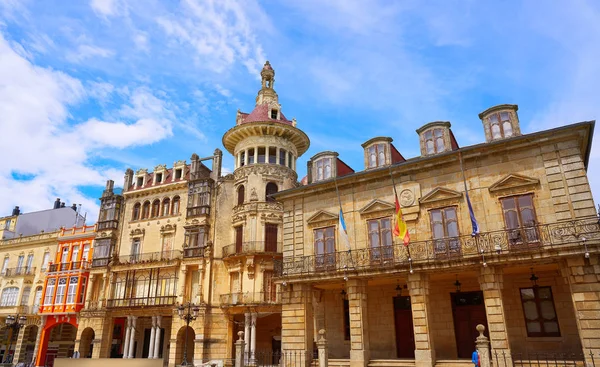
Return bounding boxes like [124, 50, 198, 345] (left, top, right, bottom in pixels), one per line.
[274, 105, 599, 367]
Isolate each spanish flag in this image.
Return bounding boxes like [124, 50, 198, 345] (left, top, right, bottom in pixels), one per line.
[393, 197, 410, 246]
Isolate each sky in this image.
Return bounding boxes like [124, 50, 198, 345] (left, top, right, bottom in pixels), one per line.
[0, 0, 599, 221]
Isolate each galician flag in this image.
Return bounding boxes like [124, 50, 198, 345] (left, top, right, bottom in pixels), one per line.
[393, 197, 410, 246]
[338, 209, 352, 251]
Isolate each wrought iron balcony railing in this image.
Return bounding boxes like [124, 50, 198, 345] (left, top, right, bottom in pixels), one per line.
[3, 267, 36, 277]
[275, 218, 600, 277]
[115, 250, 182, 265]
[183, 246, 205, 258]
[97, 220, 118, 230]
[219, 291, 280, 306]
[223, 241, 281, 257]
[47, 261, 90, 273]
[106, 296, 177, 308]
[91, 258, 110, 268]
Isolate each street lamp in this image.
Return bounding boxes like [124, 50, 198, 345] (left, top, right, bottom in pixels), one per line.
[176, 303, 200, 366]
[3, 315, 26, 363]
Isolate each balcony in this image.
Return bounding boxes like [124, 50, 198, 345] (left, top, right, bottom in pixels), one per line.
[97, 220, 118, 230]
[186, 205, 210, 218]
[183, 246, 205, 258]
[115, 250, 182, 265]
[3, 267, 36, 277]
[220, 292, 280, 307]
[106, 296, 176, 308]
[47, 261, 90, 273]
[275, 217, 600, 278]
[223, 241, 281, 257]
[91, 258, 110, 268]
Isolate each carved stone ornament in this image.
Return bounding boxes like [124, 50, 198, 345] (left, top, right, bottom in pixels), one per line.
[130, 228, 145, 237]
[233, 164, 298, 182]
[250, 188, 258, 202]
[400, 189, 415, 207]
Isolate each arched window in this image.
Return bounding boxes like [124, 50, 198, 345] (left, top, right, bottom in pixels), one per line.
[162, 198, 171, 216]
[171, 196, 180, 215]
[265, 183, 278, 202]
[237, 186, 245, 206]
[0, 287, 19, 306]
[142, 201, 150, 219]
[132, 203, 141, 220]
[151, 200, 160, 218]
[20, 287, 31, 306]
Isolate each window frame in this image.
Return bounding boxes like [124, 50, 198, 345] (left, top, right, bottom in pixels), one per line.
[0, 287, 19, 307]
[367, 143, 387, 168]
[313, 226, 336, 271]
[265, 182, 278, 202]
[519, 286, 561, 337]
[488, 111, 514, 140]
[429, 206, 461, 257]
[367, 217, 393, 264]
[424, 128, 445, 154]
[500, 194, 539, 247]
[237, 185, 245, 206]
[171, 196, 180, 215]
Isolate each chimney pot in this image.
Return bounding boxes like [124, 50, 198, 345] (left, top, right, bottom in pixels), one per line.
[11, 206, 20, 216]
[71, 204, 77, 211]
[54, 198, 61, 209]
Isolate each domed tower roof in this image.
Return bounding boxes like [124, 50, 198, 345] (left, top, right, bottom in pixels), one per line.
[223, 61, 310, 156]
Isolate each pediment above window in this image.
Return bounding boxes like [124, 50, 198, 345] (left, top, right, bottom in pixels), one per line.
[306, 210, 339, 228]
[129, 228, 145, 238]
[489, 174, 540, 194]
[419, 187, 463, 205]
[359, 199, 395, 218]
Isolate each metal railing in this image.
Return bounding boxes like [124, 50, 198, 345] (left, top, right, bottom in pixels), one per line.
[97, 220, 118, 230]
[492, 350, 597, 367]
[223, 241, 281, 257]
[220, 291, 280, 306]
[106, 295, 177, 308]
[47, 261, 90, 273]
[115, 250, 182, 265]
[187, 205, 210, 217]
[91, 257, 110, 267]
[275, 218, 600, 277]
[3, 267, 36, 277]
[183, 247, 205, 258]
[248, 350, 318, 367]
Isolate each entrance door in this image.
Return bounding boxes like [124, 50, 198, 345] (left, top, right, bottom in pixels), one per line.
[394, 296, 415, 358]
[45, 347, 58, 367]
[451, 292, 488, 359]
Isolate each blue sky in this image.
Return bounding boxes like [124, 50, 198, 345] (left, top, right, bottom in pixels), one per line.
[0, 0, 599, 220]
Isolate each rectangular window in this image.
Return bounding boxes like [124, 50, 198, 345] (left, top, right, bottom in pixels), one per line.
[367, 218, 393, 263]
[501, 194, 539, 247]
[82, 244, 90, 262]
[55, 277, 67, 304]
[4, 219, 11, 230]
[137, 177, 144, 187]
[156, 172, 163, 183]
[288, 152, 293, 168]
[187, 227, 206, 248]
[44, 279, 56, 305]
[343, 299, 350, 340]
[131, 238, 141, 261]
[315, 158, 332, 181]
[16, 255, 24, 272]
[263, 271, 276, 302]
[430, 207, 461, 257]
[258, 147, 266, 163]
[489, 112, 513, 139]
[41, 252, 50, 271]
[1, 288, 18, 307]
[240, 152, 245, 167]
[2, 257, 8, 275]
[66, 277, 78, 304]
[61, 247, 69, 263]
[230, 273, 240, 294]
[279, 149, 286, 166]
[268, 147, 277, 164]
[79, 278, 87, 303]
[314, 227, 335, 271]
[265, 224, 278, 252]
[425, 129, 445, 154]
[71, 245, 80, 263]
[235, 226, 243, 253]
[270, 109, 278, 119]
[175, 169, 182, 180]
[520, 287, 560, 337]
[248, 148, 255, 164]
[26, 254, 34, 272]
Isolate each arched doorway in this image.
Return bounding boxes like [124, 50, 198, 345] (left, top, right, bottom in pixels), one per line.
[175, 326, 195, 366]
[15, 324, 38, 364]
[35, 322, 77, 367]
[79, 327, 95, 358]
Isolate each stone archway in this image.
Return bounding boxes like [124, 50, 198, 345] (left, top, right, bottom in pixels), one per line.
[174, 326, 195, 366]
[15, 324, 38, 364]
[79, 327, 95, 358]
[35, 322, 77, 367]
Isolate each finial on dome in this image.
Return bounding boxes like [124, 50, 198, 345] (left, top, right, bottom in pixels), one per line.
[261, 61, 275, 89]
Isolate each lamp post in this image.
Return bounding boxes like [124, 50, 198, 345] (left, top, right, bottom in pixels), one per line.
[2, 315, 26, 364]
[176, 303, 200, 366]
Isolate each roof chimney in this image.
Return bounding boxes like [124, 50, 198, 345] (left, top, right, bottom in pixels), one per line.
[54, 198, 61, 209]
[11, 206, 20, 216]
[71, 204, 77, 211]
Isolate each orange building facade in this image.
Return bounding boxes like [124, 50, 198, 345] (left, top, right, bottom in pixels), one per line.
[35, 225, 95, 367]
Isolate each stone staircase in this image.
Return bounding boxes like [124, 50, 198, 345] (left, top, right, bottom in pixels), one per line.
[329, 359, 351, 367]
[435, 359, 474, 367]
[368, 360, 416, 367]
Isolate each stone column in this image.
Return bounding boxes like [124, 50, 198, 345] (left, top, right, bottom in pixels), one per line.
[475, 325, 491, 367]
[123, 316, 131, 359]
[285, 152, 289, 167]
[281, 283, 314, 367]
[250, 313, 257, 362]
[254, 147, 258, 164]
[276, 147, 281, 165]
[178, 267, 187, 304]
[235, 331, 246, 367]
[148, 316, 156, 359]
[316, 329, 328, 367]
[244, 149, 249, 166]
[408, 273, 435, 367]
[478, 266, 511, 366]
[153, 316, 162, 359]
[85, 276, 96, 309]
[128, 316, 137, 358]
[561, 256, 600, 367]
[347, 279, 370, 367]
[266, 145, 270, 164]
[244, 312, 251, 362]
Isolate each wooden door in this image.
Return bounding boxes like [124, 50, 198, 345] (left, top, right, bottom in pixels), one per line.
[265, 224, 278, 252]
[451, 292, 488, 359]
[235, 226, 243, 253]
[394, 296, 415, 358]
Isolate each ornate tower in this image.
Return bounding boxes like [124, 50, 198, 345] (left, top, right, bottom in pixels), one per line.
[220, 61, 310, 356]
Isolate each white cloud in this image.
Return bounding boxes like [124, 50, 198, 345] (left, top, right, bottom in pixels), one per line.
[90, 0, 126, 17]
[133, 32, 149, 52]
[66, 44, 115, 63]
[0, 32, 175, 219]
[215, 84, 232, 97]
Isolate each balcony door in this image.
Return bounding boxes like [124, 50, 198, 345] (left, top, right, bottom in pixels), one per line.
[265, 224, 278, 252]
[235, 226, 243, 253]
[393, 296, 415, 358]
[501, 194, 539, 248]
[368, 218, 393, 264]
[161, 234, 173, 259]
[314, 227, 335, 271]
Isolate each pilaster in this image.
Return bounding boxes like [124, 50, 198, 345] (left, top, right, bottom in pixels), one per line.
[478, 266, 511, 364]
[347, 279, 370, 367]
[281, 283, 314, 367]
[408, 273, 435, 367]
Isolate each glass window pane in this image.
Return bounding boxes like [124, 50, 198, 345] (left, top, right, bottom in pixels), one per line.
[543, 321, 559, 333]
[425, 130, 433, 140]
[436, 137, 445, 152]
[447, 222, 458, 237]
[369, 233, 379, 248]
[523, 300, 539, 320]
[521, 288, 535, 300]
[445, 208, 457, 220]
[381, 218, 391, 229]
[500, 112, 510, 122]
[489, 114, 499, 124]
[538, 287, 551, 299]
[503, 122, 513, 137]
[492, 124, 501, 139]
[501, 198, 516, 210]
[434, 129, 443, 137]
[521, 208, 536, 226]
[540, 300, 556, 320]
[426, 140, 434, 154]
[526, 321, 542, 333]
[431, 210, 442, 222]
[505, 211, 519, 229]
[433, 223, 444, 239]
[518, 195, 533, 208]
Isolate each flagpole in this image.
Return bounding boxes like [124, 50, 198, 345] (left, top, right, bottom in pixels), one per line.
[334, 177, 354, 270]
[458, 151, 485, 266]
[388, 166, 412, 273]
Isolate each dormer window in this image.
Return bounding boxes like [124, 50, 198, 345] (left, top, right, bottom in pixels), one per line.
[425, 129, 444, 154]
[316, 158, 332, 181]
[175, 169, 182, 180]
[136, 177, 144, 187]
[368, 144, 386, 168]
[155, 173, 163, 184]
[362, 137, 392, 169]
[271, 109, 278, 119]
[489, 112, 513, 139]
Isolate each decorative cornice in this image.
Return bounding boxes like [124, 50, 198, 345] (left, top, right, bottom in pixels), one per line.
[489, 173, 540, 194]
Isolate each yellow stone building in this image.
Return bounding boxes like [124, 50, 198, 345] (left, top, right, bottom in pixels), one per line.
[1, 62, 599, 367]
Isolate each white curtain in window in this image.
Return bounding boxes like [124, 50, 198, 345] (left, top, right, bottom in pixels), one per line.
[0, 287, 19, 306]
